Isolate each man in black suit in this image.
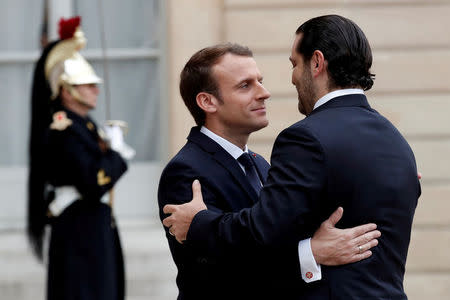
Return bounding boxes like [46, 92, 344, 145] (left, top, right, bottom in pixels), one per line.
[159, 43, 380, 299]
[163, 15, 421, 299]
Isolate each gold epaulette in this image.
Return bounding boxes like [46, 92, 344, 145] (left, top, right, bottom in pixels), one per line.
[97, 169, 111, 186]
[50, 111, 73, 131]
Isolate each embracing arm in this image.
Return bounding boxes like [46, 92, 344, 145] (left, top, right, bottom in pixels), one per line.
[158, 158, 251, 242]
[187, 125, 327, 248]
[158, 162, 210, 238]
[164, 125, 380, 266]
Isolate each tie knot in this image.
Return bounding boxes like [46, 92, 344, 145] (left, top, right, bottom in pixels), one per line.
[237, 153, 253, 169]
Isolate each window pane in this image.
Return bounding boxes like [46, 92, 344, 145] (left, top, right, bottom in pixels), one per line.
[0, 0, 44, 166]
[74, 0, 160, 49]
[74, 0, 163, 163]
[90, 59, 161, 162]
[0, 63, 34, 166]
[0, 0, 45, 51]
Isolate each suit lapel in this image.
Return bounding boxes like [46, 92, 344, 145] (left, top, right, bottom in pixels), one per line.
[187, 127, 260, 203]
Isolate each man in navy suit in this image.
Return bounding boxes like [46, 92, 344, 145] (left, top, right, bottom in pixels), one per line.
[159, 42, 381, 299]
[163, 15, 421, 299]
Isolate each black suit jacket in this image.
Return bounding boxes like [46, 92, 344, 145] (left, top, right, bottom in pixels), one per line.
[158, 127, 273, 300]
[188, 94, 421, 299]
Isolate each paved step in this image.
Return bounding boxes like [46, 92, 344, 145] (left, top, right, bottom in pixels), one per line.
[0, 220, 178, 300]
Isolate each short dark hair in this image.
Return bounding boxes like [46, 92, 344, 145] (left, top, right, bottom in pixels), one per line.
[296, 15, 375, 91]
[179, 43, 253, 125]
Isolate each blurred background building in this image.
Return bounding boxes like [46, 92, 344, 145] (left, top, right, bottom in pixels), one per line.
[0, 0, 449, 299]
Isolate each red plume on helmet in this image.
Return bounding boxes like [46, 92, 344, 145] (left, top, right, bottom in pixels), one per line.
[58, 16, 81, 40]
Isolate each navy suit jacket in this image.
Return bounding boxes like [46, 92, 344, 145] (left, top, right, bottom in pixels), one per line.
[189, 94, 421, 299]
[158, 127, 273, 300]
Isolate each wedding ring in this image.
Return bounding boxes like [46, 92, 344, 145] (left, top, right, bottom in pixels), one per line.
[358, 245, 363, 253]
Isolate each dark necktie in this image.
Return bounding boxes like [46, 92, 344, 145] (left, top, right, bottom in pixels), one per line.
[237, 153, 262, 195]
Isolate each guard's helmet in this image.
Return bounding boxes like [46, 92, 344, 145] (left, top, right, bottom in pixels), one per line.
[45, 16, 102, 99]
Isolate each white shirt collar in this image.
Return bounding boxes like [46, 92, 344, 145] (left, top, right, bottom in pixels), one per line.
[313, 88, 364, 111]
[200, 126, 248, 160]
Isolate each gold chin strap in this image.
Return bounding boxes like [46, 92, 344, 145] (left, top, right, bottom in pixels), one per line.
[63, 83, 89, 107]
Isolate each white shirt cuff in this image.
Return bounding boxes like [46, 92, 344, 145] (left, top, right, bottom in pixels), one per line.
[298, 238, 322, 283]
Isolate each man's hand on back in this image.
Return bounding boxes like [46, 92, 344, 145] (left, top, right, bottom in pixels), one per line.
[311, 207, 381, 265]
[163, 180, 207, 243]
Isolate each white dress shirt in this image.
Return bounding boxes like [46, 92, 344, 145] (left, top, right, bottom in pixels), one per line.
[200, 126, 320, 282]
[200, 126, 247, 172]
[314, 88, 364, 110]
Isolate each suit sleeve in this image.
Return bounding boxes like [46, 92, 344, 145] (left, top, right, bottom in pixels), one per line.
[55, 130, 127, 200]
[187, 124, 327, 251]
[158, 160, 231, 261]
[158, 160, 231, 230]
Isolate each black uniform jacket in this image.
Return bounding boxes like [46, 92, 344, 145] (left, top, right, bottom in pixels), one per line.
[46, 108, 127, 300]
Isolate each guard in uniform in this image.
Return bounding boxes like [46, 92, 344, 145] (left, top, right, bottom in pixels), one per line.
[27, 17, 132, 300]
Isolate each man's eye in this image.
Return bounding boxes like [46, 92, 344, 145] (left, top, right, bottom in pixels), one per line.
[240, 83, 249, 88]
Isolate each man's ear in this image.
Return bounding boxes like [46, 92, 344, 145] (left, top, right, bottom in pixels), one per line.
[196, 92, 218, 113]
[311, 50, 325, 77]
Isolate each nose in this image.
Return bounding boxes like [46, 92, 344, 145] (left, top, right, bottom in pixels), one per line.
[257, 82, 271, 101]
[91, 85, 100, 95]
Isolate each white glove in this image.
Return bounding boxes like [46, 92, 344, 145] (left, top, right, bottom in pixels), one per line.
[103, 125, 136, 160]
